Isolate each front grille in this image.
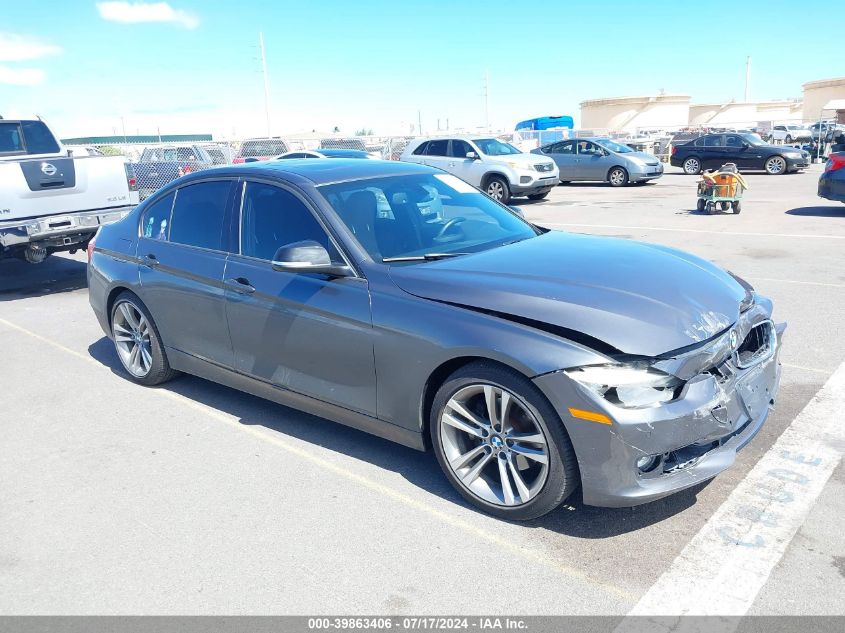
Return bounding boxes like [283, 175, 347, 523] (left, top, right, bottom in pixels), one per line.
[734, 321, 775, 369]
[534, 163, 554, 172]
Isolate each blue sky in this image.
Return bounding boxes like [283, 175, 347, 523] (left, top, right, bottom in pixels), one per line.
[1, 0, 842, 139]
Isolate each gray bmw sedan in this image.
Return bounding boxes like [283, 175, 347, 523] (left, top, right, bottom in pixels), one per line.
[88, 159, 783, 519]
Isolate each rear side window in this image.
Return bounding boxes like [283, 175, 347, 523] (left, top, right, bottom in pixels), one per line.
[169, 181, 232, 251]
[412, 142, 429, 155]
[240, 182, 340, 262]
[140, 193, 175, 240]
[425, 140, 449, 156]
[693, 137, 705, 147]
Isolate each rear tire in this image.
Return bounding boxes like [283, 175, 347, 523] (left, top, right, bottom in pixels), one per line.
[683, 157, 702, 175]
[608, 167, 629, 187]
[430, 362, 579, 520]
[485, 176, 510, 205]
[696, 198, 706, 212]
[111, 291, 179, 386]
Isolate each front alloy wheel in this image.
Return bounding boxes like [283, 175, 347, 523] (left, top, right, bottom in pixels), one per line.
[765, 156, 787, 175]
[485, 177, 510, 204]
[431, 363, 579, 520]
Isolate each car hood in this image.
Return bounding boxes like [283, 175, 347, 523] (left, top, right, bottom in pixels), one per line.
[387, 231, 747, 357]
[494, 152, 553, 167]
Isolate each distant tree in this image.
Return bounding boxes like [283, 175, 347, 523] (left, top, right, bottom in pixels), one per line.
[98, 145, 124, 156]
[332, 126, 340, 133]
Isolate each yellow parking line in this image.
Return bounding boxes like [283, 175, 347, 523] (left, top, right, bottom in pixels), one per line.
[0, 316, 634, 601]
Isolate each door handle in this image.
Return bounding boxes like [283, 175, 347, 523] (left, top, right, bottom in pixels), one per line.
[225, 277, 255, 294]
[142, 253, 160, 268]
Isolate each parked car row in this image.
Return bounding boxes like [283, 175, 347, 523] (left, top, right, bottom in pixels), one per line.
[670, 133, 810, 175]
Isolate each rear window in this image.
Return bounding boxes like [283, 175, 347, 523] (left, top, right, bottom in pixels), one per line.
[169, 180, 232, 251]
[140, 193, 175, 240]
[0, 120, 60, 155]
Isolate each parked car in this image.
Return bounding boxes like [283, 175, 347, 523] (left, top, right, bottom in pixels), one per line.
[400, 137, 559, 204]
[671, 133, 810, 175]
[134, 145, 215, 200]
[276, 148, 373, 160]
[809, 121, 845, 142]
[766, 125, 812, 143]
[531, 137, 663, 186]
[818, 152, 845, 203]
[88, 159, 783, 520]
[234, 138, 289, 163]
[0, 118, 138, 264]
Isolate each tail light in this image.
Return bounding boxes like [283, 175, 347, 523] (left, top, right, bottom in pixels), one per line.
[826, 153, 845, 172]
[87, 231, 97, 263]
[233, 157, 245, 164]
[124, 163, 138, 191]
[671, 145, 677, 156]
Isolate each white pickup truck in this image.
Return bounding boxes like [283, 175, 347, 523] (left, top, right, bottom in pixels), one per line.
[0, 118, 138, 264]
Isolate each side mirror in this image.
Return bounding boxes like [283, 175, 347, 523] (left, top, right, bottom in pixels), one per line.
[271, 240, 353, 277]
[508, 205, 525, 218]
[466, 151, 479, 160]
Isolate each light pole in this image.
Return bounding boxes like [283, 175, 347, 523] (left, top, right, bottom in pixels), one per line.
[259, 32, 272, 137]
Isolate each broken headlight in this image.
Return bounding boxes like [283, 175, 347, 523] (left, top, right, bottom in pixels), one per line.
[565, 364, 683, 409]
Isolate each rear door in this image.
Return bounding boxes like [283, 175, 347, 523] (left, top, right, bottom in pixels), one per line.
[542, 140, 577, 180]
[224, 179, 377, 415]
[700, 135, 727, 169]
[137, 178, 237, 367]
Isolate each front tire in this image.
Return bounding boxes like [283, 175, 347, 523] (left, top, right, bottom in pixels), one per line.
[430, 362, 579, 520]
[765, 155, 787, 175]
[111, 291, 179, 386]
[683, 157, 702, 175]
[485, 176, 510, 205]
[608, 167, 629, 187]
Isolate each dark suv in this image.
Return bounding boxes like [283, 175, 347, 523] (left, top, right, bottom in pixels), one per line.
[671, 133, 809, 175]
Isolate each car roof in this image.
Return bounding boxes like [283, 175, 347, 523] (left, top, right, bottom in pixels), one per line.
[182, 158, 434, 186]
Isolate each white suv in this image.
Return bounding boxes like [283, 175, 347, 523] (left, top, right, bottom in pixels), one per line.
[400, 137, 559, 204]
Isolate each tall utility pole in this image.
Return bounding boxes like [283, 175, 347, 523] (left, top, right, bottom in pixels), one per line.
[483, 70, 490, 131]
[259, 32, 272, 137]
[417, 110, 422, 136]
[744, 55, 751, 102]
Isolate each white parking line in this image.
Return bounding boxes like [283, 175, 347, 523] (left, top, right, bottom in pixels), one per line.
[619, 359, 845, 621]
[541, 222, 845, 240]
[748, 276, 845, 290]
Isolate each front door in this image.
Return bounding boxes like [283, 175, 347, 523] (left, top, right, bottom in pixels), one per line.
[224, 180, 377, 416]
[448, 139, 484, 187]
[575, 140, 613, 181]
[137, 179, 236, 367]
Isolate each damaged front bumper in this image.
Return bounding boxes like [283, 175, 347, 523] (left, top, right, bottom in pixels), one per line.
[533, 302, 785, 508]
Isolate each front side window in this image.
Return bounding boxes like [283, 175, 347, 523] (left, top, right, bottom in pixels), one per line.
[240, 182, 340, 262]
[319, 173, 538, 262]
[449, 140, 473, 158]
[169, 180, 232, 251]
[577, 141, 602, 155]
[140, 193, 175, 240]
[725, 135, 743, 147]
[704, 135, 724, 147]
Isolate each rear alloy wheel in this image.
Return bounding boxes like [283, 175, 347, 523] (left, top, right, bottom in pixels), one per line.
[608, 167, 629, 187]
[765, 155, 787, 175]
[485, 177, 510, 205]
[683, 157, 702, 175]
[431, 362, 578, 520]
[111, 292, 179, 386]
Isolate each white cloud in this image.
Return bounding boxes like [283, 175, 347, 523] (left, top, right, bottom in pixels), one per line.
[96, 2, 199, 29]
[0, 65, 45, 86]
[0, 33, 62, 62]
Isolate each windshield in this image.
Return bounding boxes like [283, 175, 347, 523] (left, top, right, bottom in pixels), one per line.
[318, 173, 537, 262]
[473, 139, 522, 156]
[741, 133, 766, 146]
[595, 139, 633, 153]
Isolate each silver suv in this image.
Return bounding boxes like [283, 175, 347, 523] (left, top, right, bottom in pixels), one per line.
[400, 137, 559, 204]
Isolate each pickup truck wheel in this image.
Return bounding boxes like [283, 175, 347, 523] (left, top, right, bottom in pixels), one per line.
[485, 177, 510, 205]
[111, 292, 179, 386]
